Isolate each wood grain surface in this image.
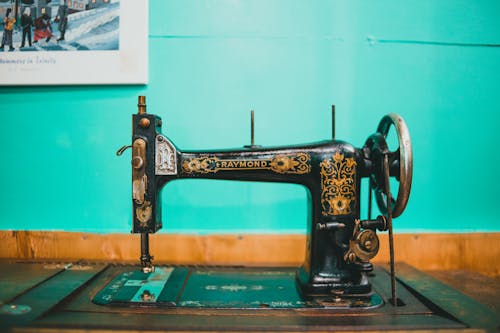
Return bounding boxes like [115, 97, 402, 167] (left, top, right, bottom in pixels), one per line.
[0, 231, 498, 277]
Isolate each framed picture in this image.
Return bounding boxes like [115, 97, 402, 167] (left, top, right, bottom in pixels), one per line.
[0, 0, 147, 85]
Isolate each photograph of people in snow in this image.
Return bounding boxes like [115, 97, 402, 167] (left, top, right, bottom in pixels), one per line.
[0, 0, 119, 52]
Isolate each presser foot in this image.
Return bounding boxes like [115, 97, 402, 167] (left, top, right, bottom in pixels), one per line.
[141, 265, 155, 274]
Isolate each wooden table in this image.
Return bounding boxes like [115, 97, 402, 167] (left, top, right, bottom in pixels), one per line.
[0, 260, 498, 332]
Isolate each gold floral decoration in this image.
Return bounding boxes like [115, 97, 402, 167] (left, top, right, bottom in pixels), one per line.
[269, 153, 311, 174]
[320, 152, 357, 216]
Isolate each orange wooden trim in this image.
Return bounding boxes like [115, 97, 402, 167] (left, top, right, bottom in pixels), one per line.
[0, 231, 498, 276]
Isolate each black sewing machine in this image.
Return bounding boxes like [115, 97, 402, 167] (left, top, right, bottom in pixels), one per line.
[94, 95, 412, 309]
[2, 96, 496, 332]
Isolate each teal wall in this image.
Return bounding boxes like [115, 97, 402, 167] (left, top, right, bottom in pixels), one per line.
[1, 0, 499, 234]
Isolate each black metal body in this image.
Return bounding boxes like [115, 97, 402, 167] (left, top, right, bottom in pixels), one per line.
[130, 109, 394, 298]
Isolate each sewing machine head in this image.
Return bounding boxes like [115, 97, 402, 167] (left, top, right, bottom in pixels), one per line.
[118, 96, 412, 300]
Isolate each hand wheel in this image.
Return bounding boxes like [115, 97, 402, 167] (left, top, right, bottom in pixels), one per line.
[365, 113, 412, 218]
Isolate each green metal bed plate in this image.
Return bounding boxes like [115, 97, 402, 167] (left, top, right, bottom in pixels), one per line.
[93, 267, 383, 309]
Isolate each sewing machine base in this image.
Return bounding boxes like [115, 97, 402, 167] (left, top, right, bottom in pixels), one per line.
[295, 266, 374, 299]
[93, 266, 383, 309]
[1, 261, 498, 332]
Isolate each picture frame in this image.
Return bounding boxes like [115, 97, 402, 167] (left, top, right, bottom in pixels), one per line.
[0, 0, 148, 85]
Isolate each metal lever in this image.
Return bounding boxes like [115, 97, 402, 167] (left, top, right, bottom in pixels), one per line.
[116, 145, 132, 156]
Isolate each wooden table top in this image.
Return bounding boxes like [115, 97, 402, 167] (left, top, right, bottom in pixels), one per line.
[0, 260, 498, 332]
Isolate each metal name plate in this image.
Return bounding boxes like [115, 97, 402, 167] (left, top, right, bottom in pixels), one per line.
[155, 134, 177, 175]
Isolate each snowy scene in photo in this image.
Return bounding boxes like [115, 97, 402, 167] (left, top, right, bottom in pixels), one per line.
[0, 0, 119, 52]
[0, 0, 146, 85]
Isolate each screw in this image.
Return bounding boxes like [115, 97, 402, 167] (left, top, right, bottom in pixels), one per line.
[132, 156, 143, 169]
[141, 289, 155, 301]
[139, 118, 150, 128]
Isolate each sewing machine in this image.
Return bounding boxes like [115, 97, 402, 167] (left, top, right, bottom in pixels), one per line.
[96, 95, 412, 308]
[1, 96, 497, 332]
